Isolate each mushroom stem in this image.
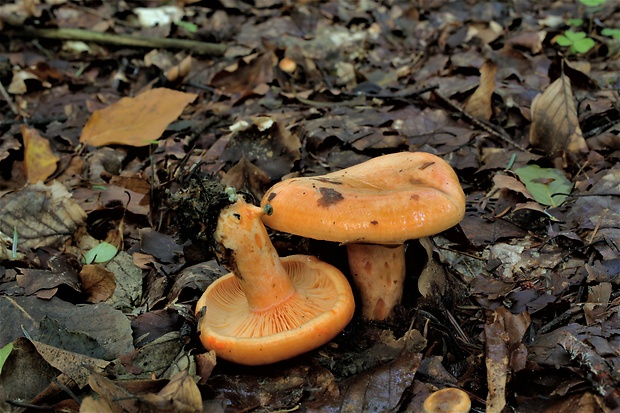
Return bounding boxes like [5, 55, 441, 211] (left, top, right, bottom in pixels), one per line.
[346, 243, 406, 320]
[214, 197, 296, 311]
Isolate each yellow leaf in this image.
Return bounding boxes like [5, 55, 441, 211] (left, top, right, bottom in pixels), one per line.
[80, 88, 197, 147]
[464, 59, 497, 121]
[22, 125, 60, 184]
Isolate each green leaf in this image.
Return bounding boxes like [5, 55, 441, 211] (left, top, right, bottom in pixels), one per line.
[573, 36, 596, 53]
[515, 165, 573, 207]
[83, 242, 118, 264]
[565, 30, 587, 41]
[567, 18, 583, 27]
[0, 342, 13, 376]
[555, 34, 573, 47]
[556, 31, 596, 54]
[176, 20, 198, 33]
[579, 0, 605, 6]
[602, 28, 620, 39]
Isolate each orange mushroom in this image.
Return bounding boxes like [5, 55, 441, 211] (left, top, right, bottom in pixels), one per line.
[195, 190, 355, 365]
[422, 388, 471, 413]
[260, 152, 465, 320]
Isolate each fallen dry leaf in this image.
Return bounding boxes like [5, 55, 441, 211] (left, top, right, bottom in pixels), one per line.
[529, 74, 589, 158]
[464, 59, 497, 121]
[22, 125, 60, 184]
[80, 88, 197, 147]
[485, 309, 509, 413]
[30, 339, 110, 389]
[80, 264, 117, 303]
[0, 337, 62, 413]
[0, 181, 86, 250]
[0, 295, 133, 360]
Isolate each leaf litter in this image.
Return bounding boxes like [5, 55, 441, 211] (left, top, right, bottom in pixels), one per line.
[0, 0, 618, 412]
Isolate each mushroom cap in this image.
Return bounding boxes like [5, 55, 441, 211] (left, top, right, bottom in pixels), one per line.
[422, 388, 471, 413]
[195, 255, 354, 365]
[261, 152, 466, 244]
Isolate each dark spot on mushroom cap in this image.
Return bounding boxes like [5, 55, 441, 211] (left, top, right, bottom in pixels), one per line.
[410, 194, 420, 200]
[267, 192, 277, 202]
[419, 161, 435, 170]
[370, 220, 378, 225]
[317, 187, 344, 207]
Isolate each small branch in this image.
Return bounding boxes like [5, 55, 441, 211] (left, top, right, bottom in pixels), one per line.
[432, 90, 528, 152]
[558, 331, 620, 408]
[9, 27, 227, 56]
[0, 80, 19, 116]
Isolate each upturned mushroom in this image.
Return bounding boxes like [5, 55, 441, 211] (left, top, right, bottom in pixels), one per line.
[195, 189, 355, 365]
[422, 388, 471, 413]
[260, 152, 465, 320]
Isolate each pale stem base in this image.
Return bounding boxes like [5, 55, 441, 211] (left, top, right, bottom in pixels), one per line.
[346, 243, 406, 320]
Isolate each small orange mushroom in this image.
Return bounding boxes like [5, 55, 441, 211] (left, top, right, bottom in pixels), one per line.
[422, 388, 471, 413]
[195, 190, 355, 365]
[261, 152, 465, 320]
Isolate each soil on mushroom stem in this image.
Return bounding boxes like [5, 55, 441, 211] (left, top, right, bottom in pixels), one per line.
[167, 177, 235, 262]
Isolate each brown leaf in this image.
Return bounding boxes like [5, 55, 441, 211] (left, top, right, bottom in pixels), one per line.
[80, 264, 116, 303]
[464, 59, 497, 121]
[17, 267, 81, 298]
[0, 181, 86, 250]
[485, 309, 509, 413]
[0, 295, 133, 360]
[22, 125, 59, 184]
[30, 339, 110, 389]
[143, 369, 202, 413]
[492, 174, 534, 200]
[85, 370, 138, 413]
[529, 74, 589, 158]
[308, 350, 423, 413]
[221, 156, 271, 201]
[0, 337, 62, 412]
[80, 88, 197, 147]
[210, 51, 277, 100]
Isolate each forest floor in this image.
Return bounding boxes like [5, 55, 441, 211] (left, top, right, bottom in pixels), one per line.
[0, 0, 619, 412]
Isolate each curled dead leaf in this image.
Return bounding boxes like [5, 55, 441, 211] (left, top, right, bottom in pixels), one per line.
[529, 74, 589, 158]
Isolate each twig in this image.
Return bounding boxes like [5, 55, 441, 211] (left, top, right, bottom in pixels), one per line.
[432, 89, 528, 152]
[0, 80, 19, 115]
[558, 331, 620, 408]
[9, 27, 226, 56]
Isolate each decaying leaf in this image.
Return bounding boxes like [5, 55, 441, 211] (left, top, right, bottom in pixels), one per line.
[80, 88, 197, 147]
[82, 368, 202, 413]
[22, 125, 60, 184]
[529, 74, 589, 158]
[485, 310, 509, 413]
[80, 264, 117, 304]
[464, 59, 497, 121]
[30, 339, 110, 389]
[417, 237, 446, 298]
[0, 337, 62, 413]
[103, 251, 143, 311]
[0, 181, 86, 250]
[0, 295, 133, 360]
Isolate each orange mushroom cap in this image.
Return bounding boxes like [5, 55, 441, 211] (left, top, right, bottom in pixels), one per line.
[260, 152, 465, 320]
[196, 254, 354, 365]
[422, 388, 471, 413]
[195, 194, 354, 365]
[260, 152, 466, 245]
